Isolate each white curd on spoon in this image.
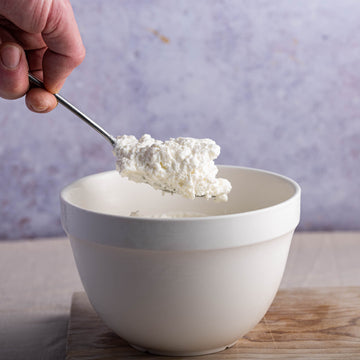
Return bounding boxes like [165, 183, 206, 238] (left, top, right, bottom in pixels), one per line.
[113, 134, 232, 201]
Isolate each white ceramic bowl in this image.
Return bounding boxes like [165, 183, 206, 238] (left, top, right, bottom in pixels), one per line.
[61, 166, 300, 356]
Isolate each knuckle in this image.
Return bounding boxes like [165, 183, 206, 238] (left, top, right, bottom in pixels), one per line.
[70, 45, 86, 68]
[76, 46, 86, 64]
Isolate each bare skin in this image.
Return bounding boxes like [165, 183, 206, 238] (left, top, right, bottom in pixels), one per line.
[0, 0, 85, 112]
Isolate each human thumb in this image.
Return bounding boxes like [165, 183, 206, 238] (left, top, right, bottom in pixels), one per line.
[0, 42, 29, 100]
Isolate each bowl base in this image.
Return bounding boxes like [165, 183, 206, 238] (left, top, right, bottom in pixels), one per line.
[130, 339, 239, 357]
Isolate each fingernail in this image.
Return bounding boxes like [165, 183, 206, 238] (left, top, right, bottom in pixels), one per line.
[0, 44, 21, 69]
[28, 103, 49, 113]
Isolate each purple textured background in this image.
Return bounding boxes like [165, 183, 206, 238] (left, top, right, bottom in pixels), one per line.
[0, 0, 359, 239]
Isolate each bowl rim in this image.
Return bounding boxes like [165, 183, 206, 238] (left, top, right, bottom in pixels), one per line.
[60, 165, 301, 222]
[60, 166, 301, 250]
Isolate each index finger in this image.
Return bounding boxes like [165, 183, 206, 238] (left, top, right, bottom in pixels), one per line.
[41, 0, 85, 93]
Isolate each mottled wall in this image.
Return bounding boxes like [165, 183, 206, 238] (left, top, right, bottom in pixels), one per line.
[1, 0, 359, 239]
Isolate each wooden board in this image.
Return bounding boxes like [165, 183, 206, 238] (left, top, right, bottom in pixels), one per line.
[66, 287, 360, 359]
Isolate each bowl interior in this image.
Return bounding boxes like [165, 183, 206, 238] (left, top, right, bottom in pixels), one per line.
[61, 166, 298, 218]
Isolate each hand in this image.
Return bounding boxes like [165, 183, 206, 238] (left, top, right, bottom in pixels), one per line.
[0, 0, 85, 112]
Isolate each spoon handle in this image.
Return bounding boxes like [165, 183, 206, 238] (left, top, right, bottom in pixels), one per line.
[28, 73, 117, 147]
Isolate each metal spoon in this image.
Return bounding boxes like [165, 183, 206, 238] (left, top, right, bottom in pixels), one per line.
[28, 74, 220, 199]
[28, 73, 117, 147]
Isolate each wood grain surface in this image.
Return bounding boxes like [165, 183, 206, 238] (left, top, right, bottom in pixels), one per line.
[66, 287, 360, 359]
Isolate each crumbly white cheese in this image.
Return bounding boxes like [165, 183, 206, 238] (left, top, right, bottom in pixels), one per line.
[130, 210, 208, 218]
[113, 134, 232, 201]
